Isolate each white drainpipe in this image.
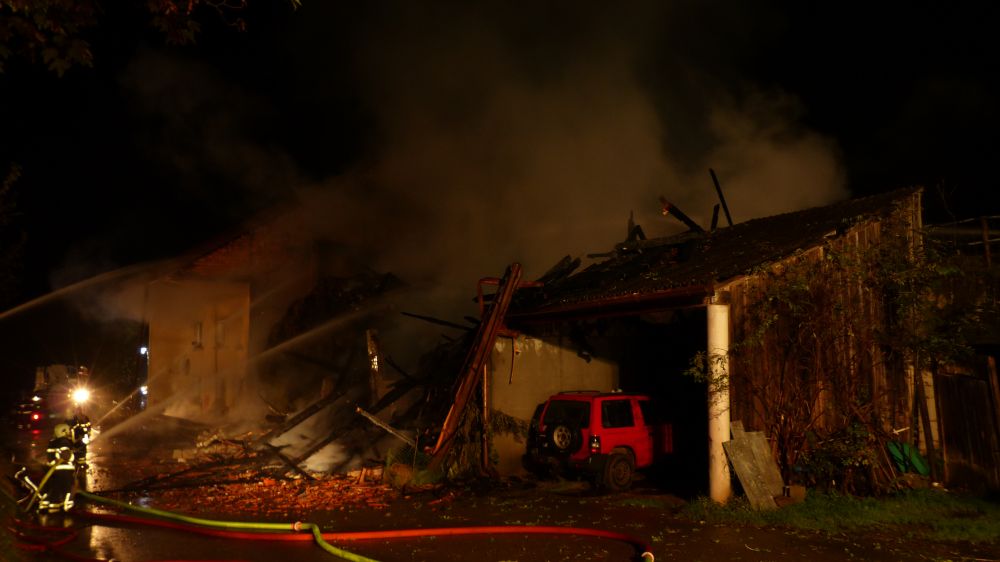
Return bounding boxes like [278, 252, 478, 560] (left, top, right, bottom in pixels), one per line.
[707, 300, 732, 503]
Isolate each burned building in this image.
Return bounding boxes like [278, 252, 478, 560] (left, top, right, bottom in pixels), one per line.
[474, 187, 997, 496]
[140, 187, 998, 494]
[144, 213, 401, 426]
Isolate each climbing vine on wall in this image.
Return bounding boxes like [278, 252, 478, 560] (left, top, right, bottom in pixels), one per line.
[702, 209, 981, 493]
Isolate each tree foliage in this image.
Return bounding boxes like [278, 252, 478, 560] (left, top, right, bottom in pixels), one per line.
[0, 0, 299, 75]
[0, 1, 96, 74]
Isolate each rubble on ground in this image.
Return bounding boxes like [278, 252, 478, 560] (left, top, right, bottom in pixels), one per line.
[111, 472, 399, 517]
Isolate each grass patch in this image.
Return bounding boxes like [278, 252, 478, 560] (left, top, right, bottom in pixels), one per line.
[682, 490, 1000, 543]
[615, 497, 672, 509]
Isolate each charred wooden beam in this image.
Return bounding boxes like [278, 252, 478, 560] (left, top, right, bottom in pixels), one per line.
[402, 311, 474, 332]
[429, 263, 523, 469]
[535, 255, 581, 285]
[384, 354, 417, 382]
[254, 388, 346, 446]
[262, 442, 315, 480]
[627, 211, 646, 241]
[710, 168, 734, 226]
[290, 377, 423, 467]
[659, 197, 705, 234]
[355, 406, 416, 447]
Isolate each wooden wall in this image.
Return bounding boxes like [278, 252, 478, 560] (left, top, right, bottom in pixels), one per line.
[720, 193, 924, 476]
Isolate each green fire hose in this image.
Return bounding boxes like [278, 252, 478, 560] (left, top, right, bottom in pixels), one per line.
[77, 490, 378, 562]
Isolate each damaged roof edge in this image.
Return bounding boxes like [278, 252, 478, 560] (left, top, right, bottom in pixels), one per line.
[507, 284, 715, 324]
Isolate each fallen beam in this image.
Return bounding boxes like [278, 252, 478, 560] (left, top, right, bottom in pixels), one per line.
[290, 378, 422, 467]
[262, 442, 315, 481]
[429, 263, 523, 469]
[255, 388, 346, 446]
[402, 311, 474, 332]
[356, 406, 416, 447]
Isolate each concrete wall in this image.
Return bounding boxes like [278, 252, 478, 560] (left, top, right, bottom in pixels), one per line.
[147, 279, 249, 421]
[146, 215, 319, 423]
[489, 334, 618, 475]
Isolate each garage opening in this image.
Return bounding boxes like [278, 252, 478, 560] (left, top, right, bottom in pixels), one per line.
[504, 307, 710, 497]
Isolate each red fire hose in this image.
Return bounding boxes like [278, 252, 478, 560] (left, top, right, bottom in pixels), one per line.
[75, 490, 656, 562]
[80, 509, 654, 554]
[8, 487, 655, 561]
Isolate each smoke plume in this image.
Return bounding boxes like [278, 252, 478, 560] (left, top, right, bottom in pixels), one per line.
[58, 2, 851, 434]
[283, 1, 847, 302]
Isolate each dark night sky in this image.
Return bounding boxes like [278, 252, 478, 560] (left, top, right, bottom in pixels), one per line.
[1, 1, 999, 397]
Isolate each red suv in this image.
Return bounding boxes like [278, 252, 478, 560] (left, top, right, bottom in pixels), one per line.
[526, 391, 673, 491]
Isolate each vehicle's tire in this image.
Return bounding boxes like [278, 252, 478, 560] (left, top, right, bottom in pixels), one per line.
[549, 425, 580, 453]
[602, 452, 635, 492]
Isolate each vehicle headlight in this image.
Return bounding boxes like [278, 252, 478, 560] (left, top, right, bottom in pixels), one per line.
[71, 387, 91, 405]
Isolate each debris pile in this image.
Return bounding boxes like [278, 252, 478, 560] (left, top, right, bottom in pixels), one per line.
[100, 264, 531, 521]
[114, 473, 397, 517]
[171, 430, 258, 463]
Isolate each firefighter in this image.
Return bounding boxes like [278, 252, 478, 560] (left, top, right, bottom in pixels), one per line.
[37, 423, 78, 512]
[68, 411, 92, 468]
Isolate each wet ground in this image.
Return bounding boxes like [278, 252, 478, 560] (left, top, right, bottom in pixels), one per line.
[3, 415, 1000, 562]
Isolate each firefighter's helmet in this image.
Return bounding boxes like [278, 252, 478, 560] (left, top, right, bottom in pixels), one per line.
[53, 424, 71, 439]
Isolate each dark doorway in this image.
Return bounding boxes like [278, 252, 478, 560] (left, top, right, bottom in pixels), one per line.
[579, 309, 710, 497]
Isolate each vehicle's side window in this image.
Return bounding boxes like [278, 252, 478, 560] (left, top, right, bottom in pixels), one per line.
[601, 399, 635, 428]
[638, 400, 660, 425]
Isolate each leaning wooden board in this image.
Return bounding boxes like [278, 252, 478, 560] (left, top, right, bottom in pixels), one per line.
[723, 437, 778, 510]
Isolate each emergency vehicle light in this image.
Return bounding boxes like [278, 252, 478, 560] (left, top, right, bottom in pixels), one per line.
[71, 387, 91, 405]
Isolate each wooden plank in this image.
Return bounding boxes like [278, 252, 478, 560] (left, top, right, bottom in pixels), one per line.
[730, 420, 746, 440]
[262, 442, 315, 481]
[355, 406, 416, 447]
[724, 438, 777, 510]
[745, 431, 784, 497]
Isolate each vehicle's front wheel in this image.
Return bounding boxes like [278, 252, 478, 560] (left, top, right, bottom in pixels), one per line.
[602, 452, 635, 492]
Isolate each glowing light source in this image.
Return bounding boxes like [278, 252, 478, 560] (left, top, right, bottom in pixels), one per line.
[71, 387, 91, 405]
[31, 412, 40, 421]
[31, 395, 41, 402]
[139, 346, 148, 356]
[139, 385, 148, 396]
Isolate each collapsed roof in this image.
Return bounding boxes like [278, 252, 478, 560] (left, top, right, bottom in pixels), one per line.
[511, 187, 922, 321]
